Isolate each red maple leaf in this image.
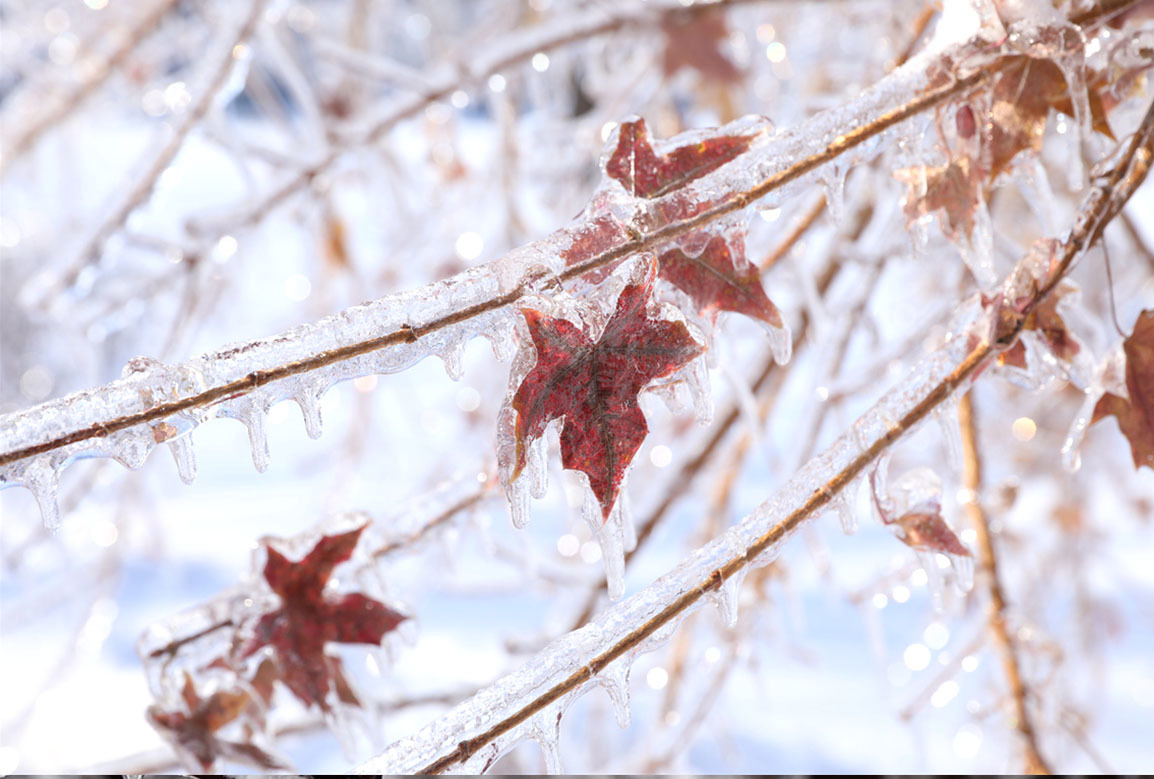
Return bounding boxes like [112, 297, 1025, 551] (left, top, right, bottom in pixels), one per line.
[241, 525, 406, 710]
[658, 234, 783, 328]
[512, 261, 704, 518]
[605, 118, 756, 199]
[147, 664, 286, 772]
[1092, 309, 1154, 471]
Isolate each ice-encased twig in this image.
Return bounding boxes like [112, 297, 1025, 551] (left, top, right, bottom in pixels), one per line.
[355, 98, 1154, 774]
[0, 39, 954, 499]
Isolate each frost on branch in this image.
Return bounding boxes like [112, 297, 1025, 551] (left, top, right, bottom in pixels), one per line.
[1091, 309, 1154, 470]
[503, 258, 704, 526]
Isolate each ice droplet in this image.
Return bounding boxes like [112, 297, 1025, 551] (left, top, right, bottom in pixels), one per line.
[585, 486, 627, 600]
[935, 397, 964, 474]
[1060, 390, 1097, 473]
[440, 340, 465, 381]
[684, 356, 714, 426]
[296, 386, 324, 440]
[819, 158, 849, 228]
[507, 476, 531, 529]
[710, 568, 746, 628]
[168, 435, 197, 484]
[25, 456, 61, 531]
[834, 492, 858, 535]
[529, 709, 563, 774]
[225, 398, 271, 473]
[597, 660, 632, 729]
[527, 433, 549, 501]
[950, 552, 974, 594]
[765, 319, 792, 365]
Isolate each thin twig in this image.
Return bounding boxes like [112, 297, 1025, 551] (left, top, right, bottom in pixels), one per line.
[958, 391, 1052, 775]
[44, 0, 270, 298]
[0, 0, 183, 173]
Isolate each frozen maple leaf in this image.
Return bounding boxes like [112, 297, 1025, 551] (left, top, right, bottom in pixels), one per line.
[983, 54, 1114, 181]
[657, 234, 783, 328]
[661, 9, 741, 84]
[147, 668, 286, 772]
[1092, 309, 1154, 471]
[895, 156, 982, 239]
[241, 525, 406, 710]
[891, 506, 972, 557]
[605, 118, 756, 199]
[997, 283, 1081, 370]
[512, 261, 704, 518]
[559, 213, 632, 283]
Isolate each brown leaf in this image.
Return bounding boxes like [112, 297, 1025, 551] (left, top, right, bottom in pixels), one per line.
[893, 509, 972, 557]
[895, 156, 982, 239]
[661, 9, 741, 84]
[984, 54, 1114, 181]
[1092, 309, 1154, 470]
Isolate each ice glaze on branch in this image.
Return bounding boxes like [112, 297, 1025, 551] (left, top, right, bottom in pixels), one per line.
[0, 40, 958, 474]
[359, 99, 1154, 774]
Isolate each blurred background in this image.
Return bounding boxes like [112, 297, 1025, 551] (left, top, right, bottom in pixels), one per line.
[1, 0, 1153, 773]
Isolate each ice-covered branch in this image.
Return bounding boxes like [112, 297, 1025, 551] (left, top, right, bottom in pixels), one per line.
[356, 99, 1154, 774]
[0, 38, 967, 526]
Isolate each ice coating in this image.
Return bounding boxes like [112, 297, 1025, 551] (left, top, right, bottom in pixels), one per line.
[356, 298, 987, 774]
[2, 29, 949, 530]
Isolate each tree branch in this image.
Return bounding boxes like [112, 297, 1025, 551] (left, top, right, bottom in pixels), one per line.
[958, 391, 1052, 775]
[0, 40, 964, 475]
[358, 96, 1154, 775]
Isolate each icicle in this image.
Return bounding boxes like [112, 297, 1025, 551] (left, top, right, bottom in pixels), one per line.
[870, 452, 893, 524]
[959, 201, 997, 289]
[619, 490, 637, 554]
[528, 709, 563, 774]
[709, 568, 746, 628]
[918, 550, 946, 613]
[25, 456, 61, 531]
[684, 356, 714, 426]
[115, 429, 153, 470]
[440, 339, 465, 381]
[818, 158, 849, 228]
[597, 660, 632, 729]
[1060, 389, 1097, 473]
[168, 435, 197, 484]
[506, 476, 531, 529]
[527, 432, 549, 500]
[935, 396, 964, 474]
[833, 492, 858, 535]
[238, 399, 271, 473]
[949, 552, 974, 594]
[296, 385, 324, 440]
[764, 319, 792, 365]
[585, 487, 627, 600]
